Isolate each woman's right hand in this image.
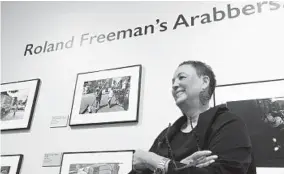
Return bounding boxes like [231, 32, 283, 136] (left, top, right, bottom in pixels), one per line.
[180, 150, 218, 168]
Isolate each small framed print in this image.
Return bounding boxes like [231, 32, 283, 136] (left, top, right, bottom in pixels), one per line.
[214, 78, 284, 167]
[69, 65, 142, 126]
[1, 79, 40, 131]
[1, 155, 23, 174]
[59, 150, 134, 174]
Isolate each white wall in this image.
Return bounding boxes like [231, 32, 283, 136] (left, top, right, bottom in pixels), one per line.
[1, 1, 284, 174]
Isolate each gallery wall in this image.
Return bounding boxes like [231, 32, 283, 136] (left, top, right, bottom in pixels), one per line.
[1, 1, 284, 174]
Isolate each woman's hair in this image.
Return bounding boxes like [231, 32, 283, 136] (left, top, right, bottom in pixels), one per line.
[179, 60, 216, 98]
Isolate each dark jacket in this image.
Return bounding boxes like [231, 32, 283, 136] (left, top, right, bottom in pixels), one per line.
[130, 105, 256, 174]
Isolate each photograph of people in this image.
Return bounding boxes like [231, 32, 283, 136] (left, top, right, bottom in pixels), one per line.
[79, 76, 131, 114]
[1, 89, 29, 121]
[129, 61, 256, 174]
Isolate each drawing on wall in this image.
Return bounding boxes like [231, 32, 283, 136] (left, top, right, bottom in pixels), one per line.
[1, 155, 23, 174]
[69, 65, 141, 126]
[1, 79, 40, 131]
[59, 150, 133, 174]
[68, 163, 120, 174]
[214, 79, 284, 167]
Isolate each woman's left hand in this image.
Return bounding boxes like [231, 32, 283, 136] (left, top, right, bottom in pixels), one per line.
[180, 150, 217, 168]
[132, 149, 151, 171]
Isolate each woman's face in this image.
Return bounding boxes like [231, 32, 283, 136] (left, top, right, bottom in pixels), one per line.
[172, 64, 206, 106]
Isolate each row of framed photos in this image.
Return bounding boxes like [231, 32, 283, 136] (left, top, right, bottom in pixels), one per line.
[1, 150, 133, 174]
[1, 64, 284, 168]
[1, 65, 142, 131]
[1, 63, 283, 133]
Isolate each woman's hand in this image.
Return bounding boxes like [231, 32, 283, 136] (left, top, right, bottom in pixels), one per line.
[132, 149, 169, 172]
[180, 150, 218, 168]
[132, 149, 154, 172]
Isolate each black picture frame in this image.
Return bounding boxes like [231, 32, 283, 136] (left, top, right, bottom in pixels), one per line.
[1, 79, 41, 131]
[214, 78, 284, 167]
[59, 150, 134, 174]
[69, 65, 142, 126]
[1, 154, 23, 174]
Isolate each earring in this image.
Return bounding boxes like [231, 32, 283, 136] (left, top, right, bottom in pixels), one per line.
[199, 88, 210, 105]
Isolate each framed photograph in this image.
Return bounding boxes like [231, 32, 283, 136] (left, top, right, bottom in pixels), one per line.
[69, 65, 142, 126]
[59, 150, 134, 174]
[1, 155, 23, 174]
[1, 79, 40, 131]
[214, 79, 284, 167]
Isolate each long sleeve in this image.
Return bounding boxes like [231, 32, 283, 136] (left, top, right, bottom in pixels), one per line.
[166, 114, 255, 174]
[128, 128, 168, 174]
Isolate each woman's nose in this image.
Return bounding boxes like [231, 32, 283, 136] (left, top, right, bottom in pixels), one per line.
[172, 79, 179, 90]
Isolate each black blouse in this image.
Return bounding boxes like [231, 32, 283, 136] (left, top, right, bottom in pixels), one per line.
[169, 129, 198, 161]
[129, 105, 256, 174]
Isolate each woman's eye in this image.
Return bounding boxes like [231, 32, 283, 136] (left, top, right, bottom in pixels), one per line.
[179, 76, 186, 80]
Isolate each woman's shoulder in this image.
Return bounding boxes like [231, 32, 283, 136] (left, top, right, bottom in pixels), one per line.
[213, 106, 247, 128]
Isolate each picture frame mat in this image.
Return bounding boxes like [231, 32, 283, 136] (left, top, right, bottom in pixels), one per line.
[60, 151, 133, 174]
[1, 79, 39, 129]
[214, 79, 284, 105]
[70, 65, 140, 125]
[1, 155, 22, 174]
[256, 168, 284, 174]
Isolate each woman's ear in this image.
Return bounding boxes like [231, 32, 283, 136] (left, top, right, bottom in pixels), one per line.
[202, 75, 210, 89]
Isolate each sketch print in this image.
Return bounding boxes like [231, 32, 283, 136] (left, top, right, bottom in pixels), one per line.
[79, 76, 131, 114]
[226, 97, 284, 167]
[1, 89, 29, 121]
[68, 163, 120, 174]
[1, 166, 10, 174]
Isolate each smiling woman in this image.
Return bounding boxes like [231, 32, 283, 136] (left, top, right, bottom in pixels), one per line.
[129, 60, 256, 174]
